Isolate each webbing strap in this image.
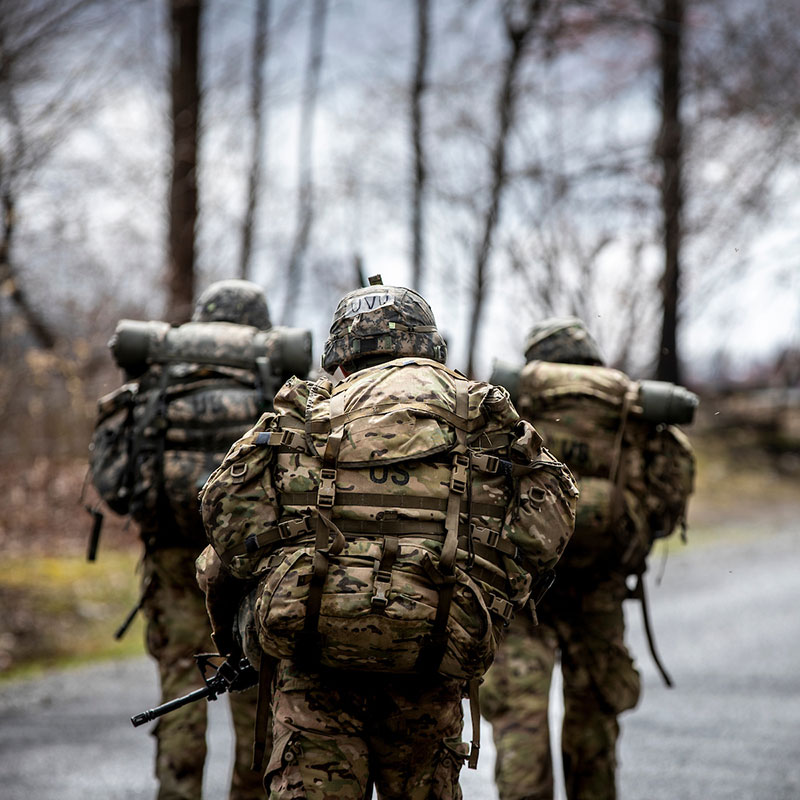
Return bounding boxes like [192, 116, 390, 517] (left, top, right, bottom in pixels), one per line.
[371, 532, 399, 609]
[152, 367, 173, 524]
[336, 518, 444, 536]
[417, 381, 469, 674]
[278, 491, 504, 519]
[220, 517, 515, 573]
[468, 524, 516, 557]
[255, 429, 307, 451]
[277, 414, 305, 431]
[467, 563, 510, 595]
[629, 573, 674, 688]
[467, 679, 481, 769]
[442, 382, 469, 572]
[484, 592, 514, 622]
[218, 516, 315, 566]
[299, 391, 346, 663]
[608, 385, 637, 524]
[251, 656, 276, 771]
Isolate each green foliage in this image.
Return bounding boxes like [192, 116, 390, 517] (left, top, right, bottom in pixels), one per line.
[0, 551, 145, 680]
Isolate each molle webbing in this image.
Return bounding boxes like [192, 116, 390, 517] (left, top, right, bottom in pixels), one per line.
[278, 491, 504, 519]
[219, 518, 516, 592]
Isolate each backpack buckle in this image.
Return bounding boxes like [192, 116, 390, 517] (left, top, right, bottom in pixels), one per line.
[486, 593, 513, 622]
[450, 453, 470, 494]
[472, 524, 498, 548]
[371, 567, 392, 609]
[317, 468, 337, 508]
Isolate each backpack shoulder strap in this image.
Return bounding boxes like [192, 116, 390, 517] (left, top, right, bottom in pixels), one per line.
[417, 378, 470, 673]
[296, 387, 347, 665]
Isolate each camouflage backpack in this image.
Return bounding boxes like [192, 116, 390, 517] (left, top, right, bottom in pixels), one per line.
[89, 319, 311, 542]
[511, 360, 697, 574]
[201, 357, 576, 682]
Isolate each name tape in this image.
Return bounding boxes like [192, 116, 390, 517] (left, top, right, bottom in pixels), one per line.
[344, 292, 395, 318]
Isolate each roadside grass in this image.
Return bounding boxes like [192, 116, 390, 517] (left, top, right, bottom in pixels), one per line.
[0, 549, 145, 681]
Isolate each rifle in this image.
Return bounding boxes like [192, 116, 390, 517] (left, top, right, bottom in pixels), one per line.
[131, 653, 257, 727]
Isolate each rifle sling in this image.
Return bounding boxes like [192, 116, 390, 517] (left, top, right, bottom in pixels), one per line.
[629, 573, 674, 688]
[251, 656, 276, 771]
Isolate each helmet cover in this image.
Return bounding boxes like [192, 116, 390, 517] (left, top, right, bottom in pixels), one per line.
[524, 316, 604, 366]
[192, 280, 271, 329]
[322, 284, 447, 372]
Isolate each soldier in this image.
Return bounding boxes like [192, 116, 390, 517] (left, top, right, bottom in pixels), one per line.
[197, 280, 578, 799]
[482, 317, 696, 800]
[90, 280, 297, 800]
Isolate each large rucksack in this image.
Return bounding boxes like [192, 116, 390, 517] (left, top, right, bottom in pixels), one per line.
[511, 360, 697, 576]
[201, 357, 577, 682]
[89, 319, 312, 543]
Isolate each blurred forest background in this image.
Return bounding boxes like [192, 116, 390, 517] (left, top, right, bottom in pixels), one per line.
[1, 0, 799, 676]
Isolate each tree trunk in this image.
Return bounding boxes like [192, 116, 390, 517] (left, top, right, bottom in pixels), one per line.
[239, 0, 270, 281]
[410, 0, 430, 292]
[0, 189, 56, 349]
[655, 0, 684, 383]
[465, 3, 540, 378]
[280, 0, 327, 326]
[167, 0, 201, 323]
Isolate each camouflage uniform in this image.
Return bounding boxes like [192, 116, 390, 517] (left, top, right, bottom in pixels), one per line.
[482, 318, 643, 800]
[265, 661, 466, 800]
[199, 283, 578, 800]
[481, 580, 639, 800]
[115, 281, 273, 800]
[142, 545, 263, 800]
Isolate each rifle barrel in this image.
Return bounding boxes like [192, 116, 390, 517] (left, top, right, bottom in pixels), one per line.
[131, 684, 215, 727]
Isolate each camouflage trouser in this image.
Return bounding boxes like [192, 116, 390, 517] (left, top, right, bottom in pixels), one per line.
[481, 579, 641, 800]
[141, 545, 265, 800]
[265, 659, 468, 800]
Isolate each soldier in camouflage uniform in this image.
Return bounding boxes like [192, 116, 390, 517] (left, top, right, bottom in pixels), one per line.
[483, 318, 670, 800]
[197, 282, 578, 800]
[121, 281, 272, 800]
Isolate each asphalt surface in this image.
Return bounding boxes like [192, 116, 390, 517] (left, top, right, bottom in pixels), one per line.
[1, 522, 798, 800]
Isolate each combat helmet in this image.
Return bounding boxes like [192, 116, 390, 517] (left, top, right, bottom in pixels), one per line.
[192, 280, 271, 330]
[322, 276, 447, 373]
[524, 316, 604, 366]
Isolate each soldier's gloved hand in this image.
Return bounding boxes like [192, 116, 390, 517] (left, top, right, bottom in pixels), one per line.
[228, 658, 259, 692]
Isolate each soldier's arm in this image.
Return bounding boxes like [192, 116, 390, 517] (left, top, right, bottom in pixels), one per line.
[196, 545, 251, 657]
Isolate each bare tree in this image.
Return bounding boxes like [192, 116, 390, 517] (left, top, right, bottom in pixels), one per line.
[239, 0, 270, 281]
[0, 188, 55, 348]
[0, 0, 122, 348]
[465, 0, 543, 377]
[654, 0, 684, 383]
[410, 0, 430, 292]
[167, 0, 202, 323]
[281, 0, 327, 326]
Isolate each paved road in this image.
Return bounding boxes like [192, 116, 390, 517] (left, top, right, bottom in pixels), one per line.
[1, 523, 798, 799]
